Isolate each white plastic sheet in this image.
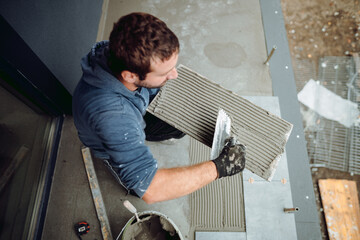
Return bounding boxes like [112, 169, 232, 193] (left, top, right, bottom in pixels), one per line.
[298, 79, 359, 128]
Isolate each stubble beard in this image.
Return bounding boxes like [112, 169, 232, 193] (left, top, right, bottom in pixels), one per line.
[135, 79, 168, 89]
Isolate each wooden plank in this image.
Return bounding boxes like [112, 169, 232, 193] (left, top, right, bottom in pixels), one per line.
[318, 179, 360, 240]
[81, 147, 113, 240]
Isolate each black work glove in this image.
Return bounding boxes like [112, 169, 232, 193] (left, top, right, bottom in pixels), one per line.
[212, 137, 246, 178]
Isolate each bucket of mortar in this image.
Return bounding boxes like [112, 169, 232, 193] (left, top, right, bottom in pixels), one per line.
[117, 210, 184, 240]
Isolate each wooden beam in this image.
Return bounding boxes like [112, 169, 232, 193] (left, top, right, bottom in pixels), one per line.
[81, 147, 112, 240]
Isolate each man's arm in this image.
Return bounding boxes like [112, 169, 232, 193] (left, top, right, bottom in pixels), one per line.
[142, 161, 217, 204]
[142, 137, 246, 204]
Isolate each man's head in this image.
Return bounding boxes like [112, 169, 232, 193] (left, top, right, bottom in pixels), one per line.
[109, 12, 179, 90]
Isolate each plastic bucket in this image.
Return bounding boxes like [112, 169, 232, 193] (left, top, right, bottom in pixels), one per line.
[117, 210, 184, 240]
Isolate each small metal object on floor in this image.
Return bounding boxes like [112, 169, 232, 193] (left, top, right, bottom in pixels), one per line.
[264, 45, 277, 65]
[284, 207, 300, 213]
[81, 147, 113, 240]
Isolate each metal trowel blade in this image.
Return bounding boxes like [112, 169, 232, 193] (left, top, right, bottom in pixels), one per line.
[210, 109, 231, 160]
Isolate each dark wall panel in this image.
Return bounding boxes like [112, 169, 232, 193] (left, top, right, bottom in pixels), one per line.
[0, 0, 103, 94]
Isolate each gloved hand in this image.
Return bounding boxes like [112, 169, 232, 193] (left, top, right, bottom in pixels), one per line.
[212, 137, 246, 178]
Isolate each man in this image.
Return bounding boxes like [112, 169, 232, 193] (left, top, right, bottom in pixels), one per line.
[73, 12, 246, 204]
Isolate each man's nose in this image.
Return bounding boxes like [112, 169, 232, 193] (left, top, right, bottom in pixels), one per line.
[168, 68, 178, 80]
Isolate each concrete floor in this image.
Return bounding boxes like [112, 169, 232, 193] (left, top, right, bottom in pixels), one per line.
[42, 1, 297, 239]
[99, 0, 272, 96]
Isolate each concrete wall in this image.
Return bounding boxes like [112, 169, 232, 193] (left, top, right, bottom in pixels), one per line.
[0, 0, 103, 94]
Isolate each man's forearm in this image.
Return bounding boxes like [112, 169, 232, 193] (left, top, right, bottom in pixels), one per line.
[142, 161, 217, 204]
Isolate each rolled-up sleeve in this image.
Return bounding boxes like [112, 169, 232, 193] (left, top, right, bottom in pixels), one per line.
[93, 111, 157, 198]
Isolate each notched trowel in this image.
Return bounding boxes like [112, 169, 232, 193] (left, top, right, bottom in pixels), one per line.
[210, 109, 232, 160]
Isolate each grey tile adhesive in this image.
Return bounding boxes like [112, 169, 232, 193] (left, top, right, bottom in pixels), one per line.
[148, 65, 293, 181]
[189, 138, 246, 232]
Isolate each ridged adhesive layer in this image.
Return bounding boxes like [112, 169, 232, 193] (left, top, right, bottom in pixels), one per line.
[147, 65, 293, 180]
[189, 139, 245, 231]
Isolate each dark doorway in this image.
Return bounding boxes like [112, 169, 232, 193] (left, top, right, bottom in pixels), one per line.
[0, 77, 55, 239]
[0, 15, 71, 239]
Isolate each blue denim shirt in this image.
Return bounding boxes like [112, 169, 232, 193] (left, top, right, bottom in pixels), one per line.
[72, 41, 159, 197]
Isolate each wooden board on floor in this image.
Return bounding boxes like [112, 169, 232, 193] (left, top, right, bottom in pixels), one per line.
[318, 179, 360, 240]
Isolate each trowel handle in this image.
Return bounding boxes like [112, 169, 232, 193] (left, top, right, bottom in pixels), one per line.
[124, 200, 141, 222]
[123, 200, 137, 214]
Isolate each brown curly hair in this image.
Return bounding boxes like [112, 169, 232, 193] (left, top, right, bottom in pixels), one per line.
[108, 12, 179, 80]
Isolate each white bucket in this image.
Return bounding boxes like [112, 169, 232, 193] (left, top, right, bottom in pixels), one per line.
[117, 210, 184, 240]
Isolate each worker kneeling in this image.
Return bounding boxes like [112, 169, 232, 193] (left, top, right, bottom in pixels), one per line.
[72, 12, 246, 204]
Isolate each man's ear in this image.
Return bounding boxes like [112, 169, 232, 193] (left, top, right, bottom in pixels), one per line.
[120, 70, 139, 83]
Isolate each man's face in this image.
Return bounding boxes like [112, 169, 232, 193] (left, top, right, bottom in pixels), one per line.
[134, 53, 179, 89]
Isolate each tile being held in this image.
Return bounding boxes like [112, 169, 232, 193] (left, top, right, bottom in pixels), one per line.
[148, 65, 293, 181]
